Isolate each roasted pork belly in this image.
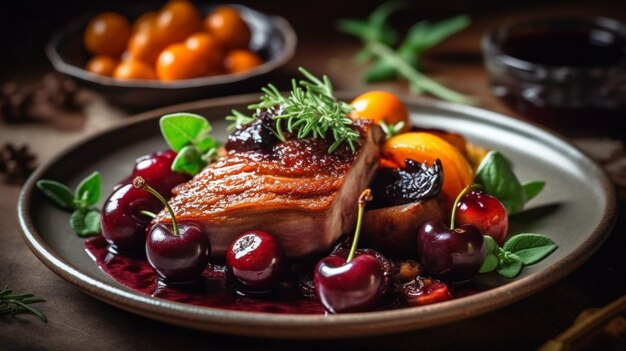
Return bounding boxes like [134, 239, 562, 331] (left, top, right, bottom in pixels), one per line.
[154, 120, 384, 258]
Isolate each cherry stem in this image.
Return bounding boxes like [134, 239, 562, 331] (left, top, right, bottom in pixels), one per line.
[450, 184, 475, 229]
[133, 176, 179, 236]
[139, 210, 156, 219]
[346, 189, 373, 263]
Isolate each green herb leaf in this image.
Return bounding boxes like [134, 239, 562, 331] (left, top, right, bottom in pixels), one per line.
[496, 254, 523, 278]
[483, 235, 498, 254]
[337, 2, 473, 104]
[195, 136, 219, 154]
[400, 15, 470, 54]
[503, 233, 557, 265]
[171, 145, 204, 176]
[74, 171, 100, 208]
[233, 67, 360, 154]
[479, 253, 499, 273]
[523, 181, 546, 203]
[475, 151, 525, 214]
[160, 113, 212, 152]
[0, 287, 47, 323]
[379, 120, 405, 139]
[69, 209, 101, 237]
[363, 59, 398, 82]
[225, 109, 255, 131]
[36, 180, 75, 211]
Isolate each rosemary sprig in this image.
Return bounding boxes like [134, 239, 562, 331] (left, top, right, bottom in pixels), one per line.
[338, 1, 475, 104]
[226, 67, 361, 153]
[0, 286, 47, 323]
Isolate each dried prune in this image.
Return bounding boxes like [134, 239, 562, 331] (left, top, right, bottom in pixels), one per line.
[371, 159, 443, 208]
[225, 109, 277, 152]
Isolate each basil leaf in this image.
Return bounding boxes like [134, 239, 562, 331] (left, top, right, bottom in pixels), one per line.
[160, 113, 212, 152]
[496, 254, 523, 278]
[171, 145, 205, 176]
[475, 151, 525, 214]
[36, 180, 75, 211]
[503, 233, 557, 265]
[75, 171, 100, 208]
[483, 235, 497, 254]
[69, 209, 101, 237]
[194, 136, 219, 154]
[523, 181, 546, 203]
[479, 253, 499, 273]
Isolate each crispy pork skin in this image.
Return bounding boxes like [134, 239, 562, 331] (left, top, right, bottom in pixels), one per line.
[154, 120, 384, 258]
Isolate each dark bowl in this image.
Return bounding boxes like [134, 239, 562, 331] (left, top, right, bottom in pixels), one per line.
[46, 3, 296, 111]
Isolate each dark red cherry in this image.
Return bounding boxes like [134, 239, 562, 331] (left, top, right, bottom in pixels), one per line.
[455, 188, 509, 245]
[226, 230, 286, 291]
[101, 182, 163, 253]
[132, 150, 190, 196]
[417, 220, 485, 282]
[314, 254, 384, 313]
[146, 222, 211, 284]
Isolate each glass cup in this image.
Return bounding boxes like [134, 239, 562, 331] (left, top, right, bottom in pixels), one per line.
[482, 16, 626, 137]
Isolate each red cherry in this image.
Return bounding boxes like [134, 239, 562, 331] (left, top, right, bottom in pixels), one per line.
[416, 220, 485, 282]
[314, 254, 384, 313]
[146, 222, 210, 284]
[101, 182, 163, 253]
[226, 230, 286, 291]
[131, 150, 191, 196]
[455, 188, 508, 245]
[133, 176, 210, 284]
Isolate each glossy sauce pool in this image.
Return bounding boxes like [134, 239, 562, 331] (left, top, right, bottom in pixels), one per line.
[85, 236, 484, 314]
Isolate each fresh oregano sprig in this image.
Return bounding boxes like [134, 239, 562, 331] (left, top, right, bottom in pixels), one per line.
[0, 286, 47, 323]
[226, 67, 361, 154]
[480, 233, 557, 278]
[338, 1, 474, 104]
[159, 113, 220, 176]
[37, 171, 101, 237]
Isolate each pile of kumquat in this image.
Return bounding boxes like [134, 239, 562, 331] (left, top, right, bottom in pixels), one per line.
[83, 1, 263, 81]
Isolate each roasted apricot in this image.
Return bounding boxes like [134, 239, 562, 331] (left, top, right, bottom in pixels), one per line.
[127, 28, 166, 66]
[155, 0, 202, 46]
[84, 12, 131, 56]
[85, 55, 119, 77]
[223, 49, 262, 74]
[351, 91, 410, 132]
[113, 60, 157, 80]
[382, 132, 474, 210]
[204, 6, 251, 49]
[156, 43, 206, 80]
[185, 32, 223, 72]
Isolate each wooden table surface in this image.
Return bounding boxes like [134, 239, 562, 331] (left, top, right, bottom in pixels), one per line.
[1, 1, 625, 350]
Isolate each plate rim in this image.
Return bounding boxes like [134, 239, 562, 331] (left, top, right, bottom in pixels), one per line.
[17, 93, 618, 339]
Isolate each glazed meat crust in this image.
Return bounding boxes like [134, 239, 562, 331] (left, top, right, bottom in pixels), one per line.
[154, 120, 384, 258]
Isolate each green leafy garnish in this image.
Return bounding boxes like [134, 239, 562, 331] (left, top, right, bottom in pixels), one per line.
[379, 120, 405, 139]
[226, 67, 360, 154]
[480, 233, 557, 278]
[0, 286, 47, 323]
[338, 1, 473, 104]
[37, 171, 101, 237]
[159, 113, 220, 176]
[474, 151, 546, 215]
